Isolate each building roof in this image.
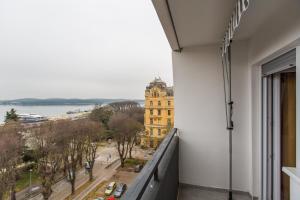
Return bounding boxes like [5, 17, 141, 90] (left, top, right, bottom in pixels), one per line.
[146, 77, 173, 96]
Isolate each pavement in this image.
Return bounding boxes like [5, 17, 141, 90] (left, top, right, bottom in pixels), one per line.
[72, 161, 120, 200]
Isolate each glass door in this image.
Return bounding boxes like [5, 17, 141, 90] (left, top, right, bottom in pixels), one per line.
[280, 73, 296, 200]
[261, 49, 296, 200]
[262, 70, 296, 200]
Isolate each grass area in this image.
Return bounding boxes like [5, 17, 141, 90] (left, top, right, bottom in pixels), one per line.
[16, 170, 41, 192]
[64, 180, 94, 200]
[124, 158, 146, 168]
[83, 180, 108, 200]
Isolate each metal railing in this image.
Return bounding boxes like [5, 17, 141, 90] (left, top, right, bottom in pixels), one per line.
[121, 128, 179, 200]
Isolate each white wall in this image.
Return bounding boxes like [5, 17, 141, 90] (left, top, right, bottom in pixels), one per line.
[248, 1, 300, 197]
[172, 0, 300, 198]
[173, 41, 251, 192]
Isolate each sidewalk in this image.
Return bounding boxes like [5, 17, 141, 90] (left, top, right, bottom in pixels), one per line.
[72, 160, 120, 200]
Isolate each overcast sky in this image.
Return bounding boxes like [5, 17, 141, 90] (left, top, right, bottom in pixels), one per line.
[0, 0, 172, 100]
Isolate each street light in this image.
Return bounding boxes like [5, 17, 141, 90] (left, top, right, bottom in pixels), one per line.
[29, 169, 32, 198]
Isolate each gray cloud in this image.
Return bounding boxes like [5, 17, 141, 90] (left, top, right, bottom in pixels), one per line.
[0, 0, 172, 99]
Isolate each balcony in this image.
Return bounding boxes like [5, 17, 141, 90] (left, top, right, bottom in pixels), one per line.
[122, 129, 252, 200]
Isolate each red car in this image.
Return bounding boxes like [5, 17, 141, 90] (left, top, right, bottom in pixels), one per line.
[107, 197, 116, 200]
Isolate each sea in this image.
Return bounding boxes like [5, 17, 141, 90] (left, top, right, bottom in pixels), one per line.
[0, 105, 95, 124]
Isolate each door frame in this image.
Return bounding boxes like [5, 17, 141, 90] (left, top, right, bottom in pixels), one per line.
[262, 74, 281, 200]
[261, 48, 297, 200]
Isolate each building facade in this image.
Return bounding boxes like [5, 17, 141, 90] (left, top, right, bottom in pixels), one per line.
[141, 77, 174, 148]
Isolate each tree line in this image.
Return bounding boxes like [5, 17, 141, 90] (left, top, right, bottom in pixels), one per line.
[0, 101, 144, 200]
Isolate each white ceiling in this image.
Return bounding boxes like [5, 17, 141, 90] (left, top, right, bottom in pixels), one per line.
[168, 0, 236, 48]
[163, 0, 293, 49]
[234, 0, 292, 40]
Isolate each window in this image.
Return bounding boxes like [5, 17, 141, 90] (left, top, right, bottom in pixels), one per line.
[158, 119, 161, 124]
[150, 128, 153, 136]
[167, 119, 171, 125]
[168, 101, 171, 106]
[158, 101, 161, 106]
[150, 119, 153, 124]
[150, 101, 153, 106]
[158, 129, 161, 136]
[152, 91, 159, 97]
[168, 110, 171, 116]
[158, 109, 161, 116]
[150, 109, 153, 115]
[150, 139, 154, 148]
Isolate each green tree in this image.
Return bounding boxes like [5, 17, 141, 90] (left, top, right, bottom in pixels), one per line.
[5, 109, 18, 122]
[89, 106, 113, 129]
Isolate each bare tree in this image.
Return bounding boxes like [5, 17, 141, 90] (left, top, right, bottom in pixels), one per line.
[126, 107, 144, 158]
[54, 120, 81, 195]
[78, 119, 102, 181]
[0, 155, 9, 200]
[109, 101, 141, 113]
[108, 113, 143, 167]
[31, 121, 62, 200]
[0, 122, 23, 200]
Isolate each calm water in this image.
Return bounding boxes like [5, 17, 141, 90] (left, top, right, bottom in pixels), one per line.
[0, 105, 95, 123]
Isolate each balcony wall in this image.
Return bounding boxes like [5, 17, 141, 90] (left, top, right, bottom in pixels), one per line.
[122, 129, 179, 200]
[172, 41, 251, 193]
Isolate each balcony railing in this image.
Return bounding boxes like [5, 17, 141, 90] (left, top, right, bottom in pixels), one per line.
[121, 128, 179, 200]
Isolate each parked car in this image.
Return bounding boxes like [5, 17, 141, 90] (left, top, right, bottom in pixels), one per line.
[105, 182, 116, 196]
[94, 198, 104, 200]
[27, 186, 41, 196]
[134, 164, 143, 173]
[106, 197, 116, 200]
[114, 183, 127, 198]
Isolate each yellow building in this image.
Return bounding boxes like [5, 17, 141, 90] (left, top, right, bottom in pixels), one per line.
[141, 77, 174, 148]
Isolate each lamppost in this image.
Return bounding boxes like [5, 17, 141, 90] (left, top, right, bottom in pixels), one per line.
[29, 169, 32, 198]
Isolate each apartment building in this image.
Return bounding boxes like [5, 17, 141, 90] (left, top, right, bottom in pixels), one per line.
[142, 77, 174, 148]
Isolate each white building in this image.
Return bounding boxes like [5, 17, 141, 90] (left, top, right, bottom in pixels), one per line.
[122, 1, 300, 200]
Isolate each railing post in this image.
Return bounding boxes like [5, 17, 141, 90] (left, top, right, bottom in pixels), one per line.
[154, 167, 159, 181]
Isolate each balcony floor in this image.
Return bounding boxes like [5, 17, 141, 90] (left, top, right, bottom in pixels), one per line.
[179, 184, 252, 200]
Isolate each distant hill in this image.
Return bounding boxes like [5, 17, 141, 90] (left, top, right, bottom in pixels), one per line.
[0, 98, 144, 106]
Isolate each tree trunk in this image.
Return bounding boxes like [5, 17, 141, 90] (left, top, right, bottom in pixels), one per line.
[42, 189, 52, 200]
[121, 158, 125, 168]
[43, 193, 50, 200]
[129, 138, 136, 159]
[78, 154, 83, 167]
[88, 170, 93, 181]
[10, 187, 16, 200]
[63, 163, 67, 176]
[0, 192, 3, 200]
[129, 150, 132, 159]
[71, 180, 75, 195]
